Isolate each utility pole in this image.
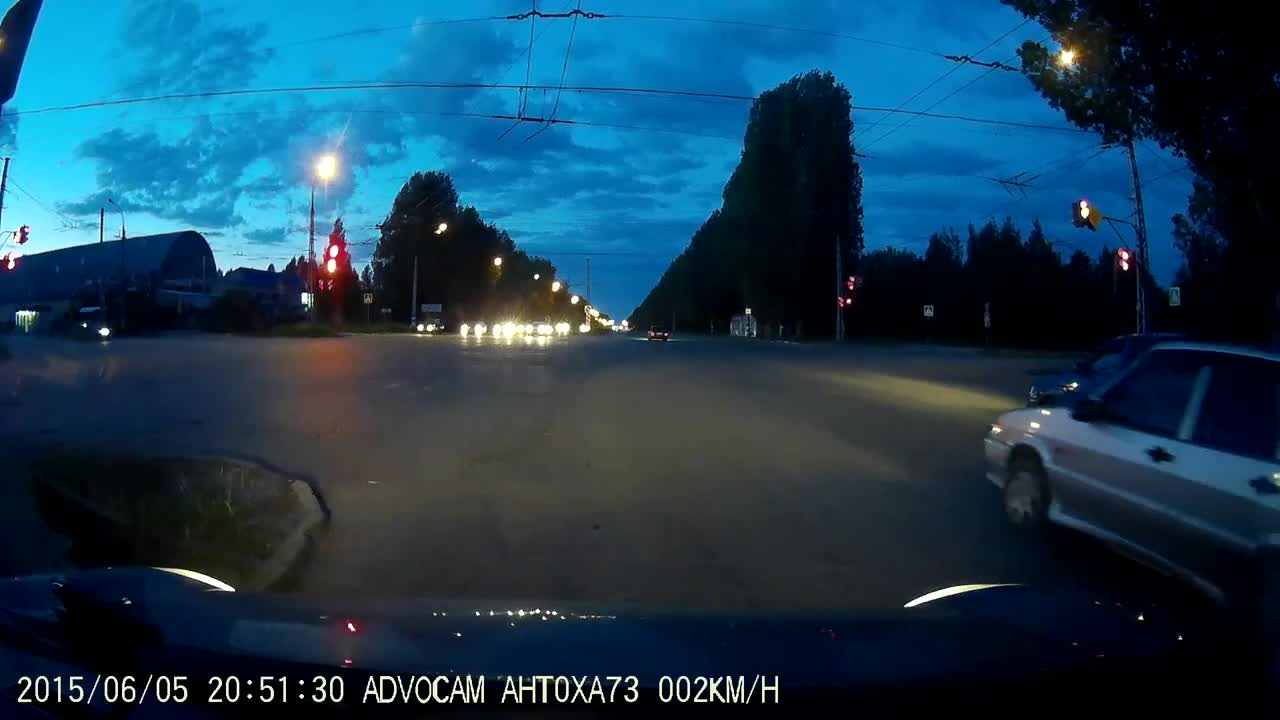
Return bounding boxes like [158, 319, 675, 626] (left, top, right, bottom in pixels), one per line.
[97, 207, 106, 309]
[0, 157, 10, 234]
[834, 235, 843, 341]
[585, 256, 592, 304]
[410, 254, 419, 326]
[1125, 139, 1151, 334]
[307, 185, 316, 322]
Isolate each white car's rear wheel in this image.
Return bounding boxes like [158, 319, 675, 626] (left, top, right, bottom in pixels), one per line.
[1003, 458, 1048, 529]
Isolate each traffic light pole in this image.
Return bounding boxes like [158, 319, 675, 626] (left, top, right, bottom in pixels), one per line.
[1124, 139, 1151, 334]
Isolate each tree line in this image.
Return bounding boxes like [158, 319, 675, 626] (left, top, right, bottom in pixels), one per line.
[632, 2, 1275, 348]
[271, 172, 581, 328]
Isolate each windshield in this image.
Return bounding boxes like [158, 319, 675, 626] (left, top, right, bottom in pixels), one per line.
[0, 0, 1273, 695]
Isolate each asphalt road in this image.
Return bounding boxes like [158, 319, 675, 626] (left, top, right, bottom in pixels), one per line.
[1, 332, 1199, 610]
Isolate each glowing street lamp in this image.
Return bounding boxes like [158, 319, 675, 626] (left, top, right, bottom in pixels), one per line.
[435, 222, 448, 235]
[570, 294, 580, 305]
[533, 273, 541, 280]
[493, 256, 503, 267]
[1057, 48, 1076, 68]
[551, 280, 562, 292]
[315, 154, 337, 181]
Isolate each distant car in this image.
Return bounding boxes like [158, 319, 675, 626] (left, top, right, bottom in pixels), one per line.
[988, 341, 1280, 603]
[71, 307, 112, 340]
[1028, 333, 1187, 406]
[647, 326, 670, 341]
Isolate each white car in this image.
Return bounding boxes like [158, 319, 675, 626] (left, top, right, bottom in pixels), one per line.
[985, 341, 1280, 602]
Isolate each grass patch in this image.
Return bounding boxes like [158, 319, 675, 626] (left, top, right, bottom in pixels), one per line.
[251, 323, 339, 338]
[30, 450, 309, 589]
[341, 322, 415, 334]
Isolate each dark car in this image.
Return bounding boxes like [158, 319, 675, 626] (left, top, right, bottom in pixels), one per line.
[69, 306, 113, 340]
[1028, 333, 1186, 406]
[647, 325, 670, 341]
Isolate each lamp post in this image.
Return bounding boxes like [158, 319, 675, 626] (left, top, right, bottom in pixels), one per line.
[411, 222, 449, 326]
[107, 198, 127, 331]
[309, 154, 336, 322]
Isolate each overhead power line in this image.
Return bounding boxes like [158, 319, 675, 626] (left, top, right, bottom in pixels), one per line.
[5, 80, 1091, 135]
[858, 18, 1031, 142]
[525, 0, 584, 142]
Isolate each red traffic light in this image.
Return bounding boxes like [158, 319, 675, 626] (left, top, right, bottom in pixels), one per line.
[847, 275, 855, 290]
[837, 297, 845, 307]
[1117, 248, 1131, 261]
[325, 258, 337, 274]
[16, 225, 29, 245]
[328, 244, 339, 259]
[3, 252, 16, 270]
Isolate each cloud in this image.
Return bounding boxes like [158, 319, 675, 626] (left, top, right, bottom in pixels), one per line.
[244, 226, 293, 246]
[115, 0, 276, 95]
[863, 142, 1004, 178]
[0, 111, 18, 152]
[59, 106, 317, 228]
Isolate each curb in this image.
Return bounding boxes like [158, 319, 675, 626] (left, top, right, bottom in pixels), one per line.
[245, 477, 328, 591]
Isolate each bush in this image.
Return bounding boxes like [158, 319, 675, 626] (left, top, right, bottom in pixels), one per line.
[203, 290, 267, 332]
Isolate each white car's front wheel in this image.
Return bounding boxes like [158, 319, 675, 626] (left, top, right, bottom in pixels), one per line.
[1003, 457, 1049, 529]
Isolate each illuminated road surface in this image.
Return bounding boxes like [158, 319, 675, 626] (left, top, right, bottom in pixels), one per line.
[1, 333, 1198, 610]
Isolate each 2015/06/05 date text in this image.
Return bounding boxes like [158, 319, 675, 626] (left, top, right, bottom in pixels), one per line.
[16, 675, 781, 705]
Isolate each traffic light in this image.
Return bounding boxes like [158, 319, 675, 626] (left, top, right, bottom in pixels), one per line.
[1116, 247, 1132, 272]
[2, 251, 16, 270]
[16, 224, 28, 244]
[847, 275, 855, 291]
[324, 237, 342, 275]
[1072, 199, 1103, 231]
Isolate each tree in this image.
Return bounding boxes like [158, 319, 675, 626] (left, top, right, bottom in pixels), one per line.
[266, 263, 275, 273]
[1003, 0, 1279, 341]
[630, 71, 863, 337]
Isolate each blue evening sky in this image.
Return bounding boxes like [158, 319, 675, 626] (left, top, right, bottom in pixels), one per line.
[0, 0, 1193, 317]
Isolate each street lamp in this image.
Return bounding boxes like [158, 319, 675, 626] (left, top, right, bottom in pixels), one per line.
[107, 197, 127, 331]
[533, 273, 540, 280]
[493, 256, 503, 267]
[309, 153, 337, 322]
[413, 221, 447, 326]
[1057, 48, 1076, 68]
[551, 280, 561, 293]
[570, 294, 579, 304]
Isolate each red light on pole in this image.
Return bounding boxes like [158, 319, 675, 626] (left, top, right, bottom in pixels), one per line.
[328, 244, 339, 259]
[326, 258, 337, 274]
[17, 225, 29, 245]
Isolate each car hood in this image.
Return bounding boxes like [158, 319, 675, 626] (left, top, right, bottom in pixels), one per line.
[0, 567, 1255, 698]
[1030, 370, 1088, 395]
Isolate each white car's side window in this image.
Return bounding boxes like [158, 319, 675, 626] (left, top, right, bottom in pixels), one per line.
[1192, 355, 1279, 461]
[1102, 351, 1206, 438]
